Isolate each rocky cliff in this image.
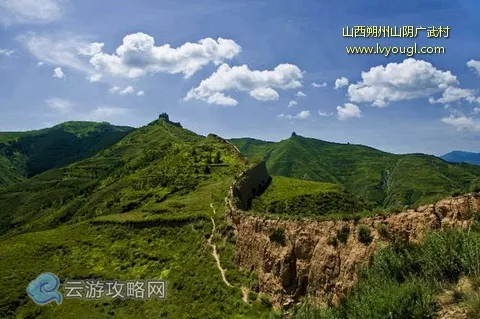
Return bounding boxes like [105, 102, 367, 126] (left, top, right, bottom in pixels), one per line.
[226, 170, 480, 308]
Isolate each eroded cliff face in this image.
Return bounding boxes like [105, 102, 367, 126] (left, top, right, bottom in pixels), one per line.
[225, 167, 480, 308]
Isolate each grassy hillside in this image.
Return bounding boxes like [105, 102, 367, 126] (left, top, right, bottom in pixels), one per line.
[230, 135, 480, 208]
[251, 176, 371, 219]
[0, 117, 283, 318]
[0, 121, 134, 188]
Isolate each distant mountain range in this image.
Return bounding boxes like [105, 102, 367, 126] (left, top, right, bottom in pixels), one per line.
[441, 151, 480, 166]
[1, 119, 479, 209]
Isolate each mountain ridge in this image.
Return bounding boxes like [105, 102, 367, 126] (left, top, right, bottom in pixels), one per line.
[0, 121, 134, 187]
[441, 150, 480, 165]
[230, 135, 480, 207]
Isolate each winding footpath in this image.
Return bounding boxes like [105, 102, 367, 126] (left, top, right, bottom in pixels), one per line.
[208, 203, 233, 288]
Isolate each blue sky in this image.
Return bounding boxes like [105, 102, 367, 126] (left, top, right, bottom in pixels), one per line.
[1, 0, 480, 155]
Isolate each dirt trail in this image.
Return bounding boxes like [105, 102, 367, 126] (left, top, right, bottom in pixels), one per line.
[241, 287, 249, 303]
[208, 203, 233, 288]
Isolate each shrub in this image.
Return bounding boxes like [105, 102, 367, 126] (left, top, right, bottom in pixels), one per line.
[248, 271, 259, 292]
[327, 236, 338, 247]
[248, 291, 258, 301]
[259, 295, 272, 308]
[357, 225, 372, 244]
[377, 223, 390, 239]
[269, 228, 286, 246]
[336, 225, 350, 244]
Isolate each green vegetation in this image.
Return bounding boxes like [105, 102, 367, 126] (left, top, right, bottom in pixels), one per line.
[230, 135, 480, 208]
[376, 223, 390, 239]
[248, 291, 258, 301]
[336, 225, 350, 244]
[269, 228, 286, 246]
[0, 222, 275, 319]
[292, 225, 480, 318]
[0, 118, 247, 236]
[2, 116, 480, 318]
[357, 225, 372, 244]
[0, 121, 133, 187]
[251, 176, 371, 219]
[0, 117, 282, 318]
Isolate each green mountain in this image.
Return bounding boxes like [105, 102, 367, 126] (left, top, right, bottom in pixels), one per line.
[0, 116, 278, 318]
[0, 121, 134, 188]
[441, 150, 480, 165]
[230, 135, 480, 207]
[2, 116, 480, 318]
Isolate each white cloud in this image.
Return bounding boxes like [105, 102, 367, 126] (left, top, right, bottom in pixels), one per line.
[89, 33, 241, 81]
[184, 63, 303, 105]
[119, 86, 134, 95]
[347, 58, 460, 107]
[467, 60, 480, 75]
[108, 85, 141, 96]
[90, 106, 128, 120]
[108, 86, 120, 94]
[37, 61, 44, 66]
[441, 115, 480, 131]
[205, 92, 238, 106]
[278, 110, 310, 120]
[45, 97, 73, 112]
[337, 103, 361, 120]
[474, 107, 480, 114]
[428, 86, 479, 105]
[318, 109, 332, 117]
[0, 0, 65, 25]
[18, 33, 94, 75]
[52, 67, 64, 78]
[288, 100, 298, 108]
[89, 73, 101, 82]
[296, 91, 307, 97]
[19, 32, 242, 83]
[312, 82, 326, 88]
[295, 110, 310, 119]
[0, 48, 15, 56]
[78, 42, 104, 56]
[334, 77, 349, 89]
[249, 87, 279, 101]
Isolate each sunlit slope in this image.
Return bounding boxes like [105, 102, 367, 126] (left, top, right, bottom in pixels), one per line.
[0, 117, 245, 236]
[0, 117, 281, 318]
[230, 135, 480, 207]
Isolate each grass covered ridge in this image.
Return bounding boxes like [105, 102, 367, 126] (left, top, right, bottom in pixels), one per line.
[0, 121, 133, 187]
[251, 176, 371, 219]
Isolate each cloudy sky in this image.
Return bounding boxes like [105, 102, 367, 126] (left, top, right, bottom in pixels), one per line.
[0, 0, 479, 155]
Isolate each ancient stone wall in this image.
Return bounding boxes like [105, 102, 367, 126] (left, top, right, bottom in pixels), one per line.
[229, 160, 272, 210]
